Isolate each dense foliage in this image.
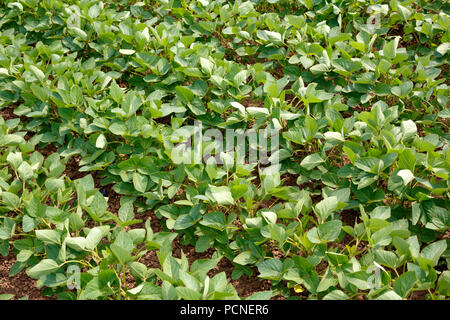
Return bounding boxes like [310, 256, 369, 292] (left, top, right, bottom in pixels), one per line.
[0, 0, 449, 300]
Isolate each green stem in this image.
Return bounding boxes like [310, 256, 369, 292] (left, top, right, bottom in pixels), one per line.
[64, 260, 93, 269]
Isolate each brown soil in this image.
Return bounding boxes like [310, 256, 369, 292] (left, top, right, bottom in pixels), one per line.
[281, 173, 299, 186]
[336, 154, 351, 168]
[0, 107, 19, 121]
[439, 62, 449, 86]
[127, 210, 163, 234]
[37, 143, 58, 158]
[63, 155, 89, 181]
[353, 104, 371, 113]
[107, 191, 121, 214]
[208, 257, 272, 298]
[153, 114, 172, 125]
[271, 246, 284, 259]
[316, 259, 329, 275]
[232, 273, 271, 298]
[272, 63, 285, 80]
[242, 97, 264, 109]
[139, 250, 161, 269]
[410, 290, 429, 300]
[24, 131, 36, 141]
[297, 179, 315, 191]
[231, 217, 243, 230]
[0, 246, 55, 300]
[172, 238, 212, 262]
[340, 209, 361, 226]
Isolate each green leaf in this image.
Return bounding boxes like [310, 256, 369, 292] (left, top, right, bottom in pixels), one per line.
[393, 271, 416, 298]
[0, 134, 24, 146]
[35, 230, 61, 245]
[176, 287, 202, 300]
[436, 43, 450, 55]
[18, 162, 33, 181]
[30, 84, 49, 101]
[17, 250, 33, 262]
[45, 178, 64, 193]
[397, 169, 414, 185]
[332, 58, 362, 74]
[233, 70, 248, 87]
[2, 192, 20, 209]
[246, 291, 272, 300]
[268, 224, 288, 245]
[383, 37, 399, 60]
[370, 206, 391, 220]
[199, 57, 214, 75]
[374, 250, 398, 269]
[314, 196, 338, 222]
[85, 228, 103, 250]
[375, 290, 402, 300]
[96, 134, 107, 149]
[79, 277, 107, 300]
[0, 294, 14, 300]
[27, 259, 60, 278]
[411, 203, 421, 225]
[162, 281, 178, 300]
[398, 149, 416, 172]
[129, 262, 150, 281]
[421, 240, 447, 267]
[173, 213, 200, 230]
[0, 218, 15, 240]
[65, 237, 87, 251]
[195, 235, 213, 252]
[118, 200, 134, 222]
[110, 243, 132, 265]
[208, 186, 234, 205]
[397, 4, 412, 21]
[317, 220, 342, 242]
[87, 191, 108, 219]
[231, 184, 248, 200]
[29, 65, 45, 82]
[257, 259, 283, 280]
[176, 86, 194, 104]
[257, 30, 282, 44]
[109, 80, 123, 103]
[119, 49, 135, 55]
[233, 251, 258, 266]
[436, 271, 450, 296]
[323, 289, 349, 300]
[6, 151, 22, 170]
[300, 153, 324, 170]
[200, 211, 226, 230]
[391, 81, 413, 98]
[0, 240, 8, 257]
[69, 27, 87, 40]
[22, 215, 36, 233]
[401, 120, 417, 140]
[114, 230, 134, 253]
[122, 91, 142, 116]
